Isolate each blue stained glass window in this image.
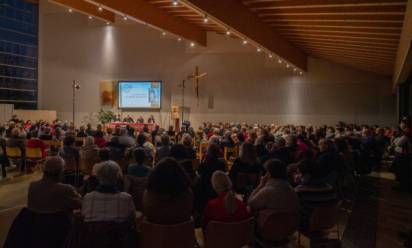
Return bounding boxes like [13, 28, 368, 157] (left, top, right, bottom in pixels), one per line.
[0, 0, 38, 109]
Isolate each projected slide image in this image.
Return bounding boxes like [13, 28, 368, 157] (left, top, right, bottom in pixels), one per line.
[118, 81, 161, 109]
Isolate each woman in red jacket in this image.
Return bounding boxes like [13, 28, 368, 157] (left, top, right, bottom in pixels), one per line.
[27, 131, 48, 158]
[202, 171, 251, 228]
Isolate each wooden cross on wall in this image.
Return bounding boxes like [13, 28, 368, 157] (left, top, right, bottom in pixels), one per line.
[188, 66, 207, 106]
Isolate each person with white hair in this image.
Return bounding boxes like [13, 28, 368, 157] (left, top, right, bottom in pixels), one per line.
[27, 157, 81, 214]
[202, 171, 250, 227]
[82, 161, 136, 223]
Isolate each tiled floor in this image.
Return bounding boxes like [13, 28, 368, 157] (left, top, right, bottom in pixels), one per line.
[0, 170, 411, 247]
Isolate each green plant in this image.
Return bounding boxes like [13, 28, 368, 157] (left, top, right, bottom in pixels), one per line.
[97, 109, 115, 124]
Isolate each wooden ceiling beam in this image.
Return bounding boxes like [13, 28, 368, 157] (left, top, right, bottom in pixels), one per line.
[287, 36, 398, 47]
[260, 14, 405, 21]
[49, 0, 115, 23]
[269, 21, 403, 28]
[255, 5, 406, 15]
[300, 47, 396, 59]
[181, 0, 307, 70]
[86, 0, 207, 46]
[304, 49, 395, 62]
[245, 0, 407, 9]
[284, 33, 399, 44]
[279, 29, 400, 41]
[282, 32, 400, 41]
[293, 41, 397, 53]
[275, 26, 401, 34]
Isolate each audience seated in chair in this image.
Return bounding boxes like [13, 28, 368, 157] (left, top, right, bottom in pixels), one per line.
[294, 159, 338, 231]
[155, 133, 171, 162]
[80, 136, 99, 174]
[142, 158, 193, 224]
[202, 171, 250, 228]
[127, 147, 152, 178]
[82, 160, 136, 223]
[248, 159, 300, 231]
[27, 156, 81, 215]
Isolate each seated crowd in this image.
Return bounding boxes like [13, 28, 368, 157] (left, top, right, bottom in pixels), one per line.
[1, 118, 412, 247]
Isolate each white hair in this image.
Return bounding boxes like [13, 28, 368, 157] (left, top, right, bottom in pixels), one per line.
[95, 161, 122, 186]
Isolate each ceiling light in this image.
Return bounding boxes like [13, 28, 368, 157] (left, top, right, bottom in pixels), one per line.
[268, 54, 273, 58]
[172, 0, 178, 6]
[162, 32, 166, 36]
[88, 16, 93, 20]
[299, 71, 303, 75]
[203, 15, 209, 23]
[68, 8, 73, 13]
[106, 22, 110, 25]
[257, 48, 261, 52]
[190, 42, 195, 47]
[123, 16, 128, 21]
[278, 59, 282, 64]
[98, 6, 103, 11]
[242, 39, 248, 45]
[286, 64, 290, 68]
[226, 29, 231, 36]
[178, 37, 182, 42]
[293, 68, 297, 72]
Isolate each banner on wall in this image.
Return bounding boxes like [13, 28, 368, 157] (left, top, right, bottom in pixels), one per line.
[99, 80, 117, 107]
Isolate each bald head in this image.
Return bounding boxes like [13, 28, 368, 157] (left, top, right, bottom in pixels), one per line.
[42, 156, 65, 179]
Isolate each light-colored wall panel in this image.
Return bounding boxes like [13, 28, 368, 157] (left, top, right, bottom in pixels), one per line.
[39, 0, 396, 128]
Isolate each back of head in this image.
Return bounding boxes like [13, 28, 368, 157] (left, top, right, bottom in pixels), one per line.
[147, 158, 190, 196]
[63, 136, 75, 147]
[206, 143, 220, 161]
[42, 156, 65, 180]
[170, 143, 187, 160]
[297, 159, 319, 178]
[137, 133, 146, 146]
[211, 171, 237, 214]
[240, 142, 258, 165]
[264, 159, 287, 179]
[98, 148, 111, 161]
[95, 161, 121, 186]
[181, 133, 192, 146]
[161, 133, 170, 146]
[134, 147, 147, 164]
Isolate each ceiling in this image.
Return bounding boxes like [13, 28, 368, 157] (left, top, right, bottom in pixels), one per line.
[148, 0, 408, 76]
[45, 0, 409, 77]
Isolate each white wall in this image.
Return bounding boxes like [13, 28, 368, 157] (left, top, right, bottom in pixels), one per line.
[39, 1, 396, 128]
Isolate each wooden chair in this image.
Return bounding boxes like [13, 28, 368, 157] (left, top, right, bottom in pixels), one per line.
[6, 147, 23, 171]
[298, 203, 341, 247]
[205, 217, 255, 248]
[140, 219, 195, 248]
[44, 140, 61, 156]
[255, 211, 299, 247]
[75, 137, 85, 147]
[25, 147, 45, 170]
[198, 142, 208, 161]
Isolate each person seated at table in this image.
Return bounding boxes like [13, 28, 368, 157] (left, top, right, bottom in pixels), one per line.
[137, 116, 144, 124]
[77, 126, 88, 137]
[202, 171, 250, 228]
[142, 158, 193, 224]
[123, 115, 134, 123]
[39, 127, 53, 141]
[82, 161, 136, 223]
[28, 157, 81, 214]
[27, 130, 48, 158]
[128, 148, 152, 178]
[148, 115, 155, 124]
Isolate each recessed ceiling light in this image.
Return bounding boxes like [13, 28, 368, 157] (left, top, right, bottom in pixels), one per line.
[226, 30, 231, 36]
[162, 32, 166, 36]
[190, 42, 195, 47]
[242, 40, 248, 45]
[68, 8, 73, 13]
[257, 48, 261, 52]
[203, 15, 209, 23]
[88, 16, 93, 20]
[98, 6, 103, 11]
[286, 64, 290, 68]
[178, 38, 182, 42]
[268, 54, 273, 58]
[123, 16, 128, 21]
[172, 0, 178, 6]
[278, 59, 282, 64]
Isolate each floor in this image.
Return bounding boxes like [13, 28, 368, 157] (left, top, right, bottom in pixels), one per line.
[0, 170, 411, 248]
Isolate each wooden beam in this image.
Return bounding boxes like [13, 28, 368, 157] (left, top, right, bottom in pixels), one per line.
[245, 0, 407, 9]
[261, 14, 405, 22]
[181, 0, 307, 70]
[293, 40, 398, 51]
[49, 0, 115, 23]
[269, 21, 404, 28]
[275, 26, 401, 34]
[255, 5, 406, 15]
[86, 0, 207, 46]
[286, 35, 398, 45]
[283, 32, 400, 41]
